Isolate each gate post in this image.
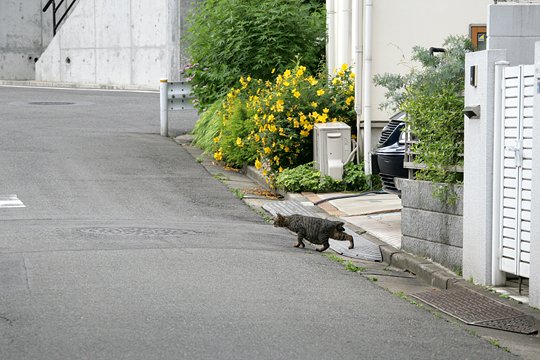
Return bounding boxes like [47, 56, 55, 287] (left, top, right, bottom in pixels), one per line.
[463, 49, 507, 286]
[530, 42, 540, 308]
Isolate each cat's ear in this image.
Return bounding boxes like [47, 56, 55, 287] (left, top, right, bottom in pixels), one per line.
[276, 213, 284, 220]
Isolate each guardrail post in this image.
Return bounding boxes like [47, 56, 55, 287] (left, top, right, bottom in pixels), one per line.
[160, 78, 168, 137]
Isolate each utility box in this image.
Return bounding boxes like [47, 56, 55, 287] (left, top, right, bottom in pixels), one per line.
[313, 122, 351, 180]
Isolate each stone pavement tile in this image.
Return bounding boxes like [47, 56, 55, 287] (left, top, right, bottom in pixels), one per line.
[313, 192, 402, 216]
[344, 212, 402, 249]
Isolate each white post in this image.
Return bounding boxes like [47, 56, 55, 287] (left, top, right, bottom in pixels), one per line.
[326, 0, 336, 75]
[362, 0, 373, 174]
[160, 78, 169, 137]
[352, 0, 363, 164]
[491, 61, 509, 286]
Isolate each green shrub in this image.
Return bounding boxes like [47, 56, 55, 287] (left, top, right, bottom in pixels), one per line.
[274, 162, 381, 193]
[184, 0, 325, 111]
[374, 35, 472, 196]
[191, 100, 223, 153]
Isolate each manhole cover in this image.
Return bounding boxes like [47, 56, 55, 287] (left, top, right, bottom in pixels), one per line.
[78, 227, 200, 236]
[411, 287, 538, 334]
[29, 101, 75, 106]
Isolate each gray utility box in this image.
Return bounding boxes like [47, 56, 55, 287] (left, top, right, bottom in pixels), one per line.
[313, 122, 351, 180]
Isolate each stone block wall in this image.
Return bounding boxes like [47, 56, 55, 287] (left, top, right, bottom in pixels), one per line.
[399, 178, 463, 272]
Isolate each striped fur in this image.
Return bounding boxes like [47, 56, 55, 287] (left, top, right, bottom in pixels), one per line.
[274, 213, 354, 252]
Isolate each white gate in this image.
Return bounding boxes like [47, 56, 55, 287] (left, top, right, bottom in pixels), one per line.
[498, 65, 535, 278]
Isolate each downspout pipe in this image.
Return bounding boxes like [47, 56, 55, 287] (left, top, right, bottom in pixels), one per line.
[353, 0, 364, 164]
[326, 0, 336, 75]
[362, 0, 373, 174]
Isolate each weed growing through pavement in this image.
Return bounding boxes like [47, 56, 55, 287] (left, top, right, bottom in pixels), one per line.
[345, 261, 365, 273]
[324, 253, 346, 264]
[231, 188, 244, 199]
[213, 173, 228, 182]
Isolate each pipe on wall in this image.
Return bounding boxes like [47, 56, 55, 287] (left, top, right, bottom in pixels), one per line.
[362, 0, 373, 174]
[326, 0, 336, 74]
[353, 0, 364, 163]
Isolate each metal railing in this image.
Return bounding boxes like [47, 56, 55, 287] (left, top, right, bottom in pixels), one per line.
[43, 0, 79, 36]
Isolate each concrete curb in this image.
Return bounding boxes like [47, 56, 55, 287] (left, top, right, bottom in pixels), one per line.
[0, 80, 158, 92]
[380, 245, 459, 289]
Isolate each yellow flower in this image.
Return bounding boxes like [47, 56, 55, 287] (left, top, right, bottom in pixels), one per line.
[214, 151, 223, 161]
[283, 69, 292, 79]
[255, 158, 262, 169]
[311, 101, 318, 108]
[300, 130, 310, 137]
[293, 90, 301, 99]
[279, 166, 283, 173]
[349, 72, 355, 79]
[264, 147, 271, 154]
[296, 66, 306, 77]
[213, 136, 220, 143]
[236, 137, 243, 147]
[332, 77, 341, 85]
[271, 68, 276, 74]
[349, 84, 354, 92]
[275, 99, 285, 112]
[323, 108, 329, 114]
[254, 134, 261, 142]
[346, 96, 355, 106]
[317, 89, 325, 96]
[307, 76, 318, 86]
[341, 63, 348, 71]
[284, 146, 290, 152]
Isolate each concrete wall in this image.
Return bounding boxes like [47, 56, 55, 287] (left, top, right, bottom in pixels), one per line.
[399, 179, 463, 272]
[463, 49, 508, 286]
[0, 0, 53, 80]
[35, 0, 197, 89]
[488, 4, 540, 65]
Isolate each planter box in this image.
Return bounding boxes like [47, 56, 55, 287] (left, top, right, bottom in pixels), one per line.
[398, 178, 463, 273]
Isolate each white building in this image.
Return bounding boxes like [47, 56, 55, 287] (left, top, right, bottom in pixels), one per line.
[326, 0, 492, 171]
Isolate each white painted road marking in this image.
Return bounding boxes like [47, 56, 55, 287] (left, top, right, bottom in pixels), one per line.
[0, 195, 25, 208]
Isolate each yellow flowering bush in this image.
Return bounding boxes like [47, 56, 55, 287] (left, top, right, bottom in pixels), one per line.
[248, 64, 356, 176]
[211, 76, 260, 167]
[208, 64, 356, 178]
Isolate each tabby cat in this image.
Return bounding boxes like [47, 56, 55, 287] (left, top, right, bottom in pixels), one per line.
[273, 213, 354, 252]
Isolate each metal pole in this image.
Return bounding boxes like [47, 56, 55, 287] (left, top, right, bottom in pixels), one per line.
[491, 60, 509, 286]
[160, 78, 169, 137]
[362, 0, 373, 174]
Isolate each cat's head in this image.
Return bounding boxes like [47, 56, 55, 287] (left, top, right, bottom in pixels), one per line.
[273, 213, 286, 227]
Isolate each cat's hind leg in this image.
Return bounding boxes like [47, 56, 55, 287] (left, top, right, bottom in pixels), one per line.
[316, 241, 330, 252]
[294, 233, 306, 249]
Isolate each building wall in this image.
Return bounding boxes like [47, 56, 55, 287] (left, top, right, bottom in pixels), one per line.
[488, 3, 540, 65]
[0, 0, 53, 80]
[35, 0, 196, 89]
[369, 0, 492, 129]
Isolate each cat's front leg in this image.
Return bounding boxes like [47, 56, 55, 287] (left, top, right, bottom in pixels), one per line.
[294, 233, 305, 248]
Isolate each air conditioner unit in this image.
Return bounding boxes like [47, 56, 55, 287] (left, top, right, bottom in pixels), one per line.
[313, 122, 351, 180]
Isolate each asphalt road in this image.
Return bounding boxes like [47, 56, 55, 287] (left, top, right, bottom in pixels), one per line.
[0, 86, 516, 359]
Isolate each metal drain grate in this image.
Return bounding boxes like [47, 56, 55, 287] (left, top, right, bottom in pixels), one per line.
[29, 101, 75, 106]
[411, 288, 538, 334]
[78, 227, 201, 236]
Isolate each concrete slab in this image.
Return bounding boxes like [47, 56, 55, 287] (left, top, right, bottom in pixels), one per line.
[315, 192, 402, 216]
[344, 212, 402, 249]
